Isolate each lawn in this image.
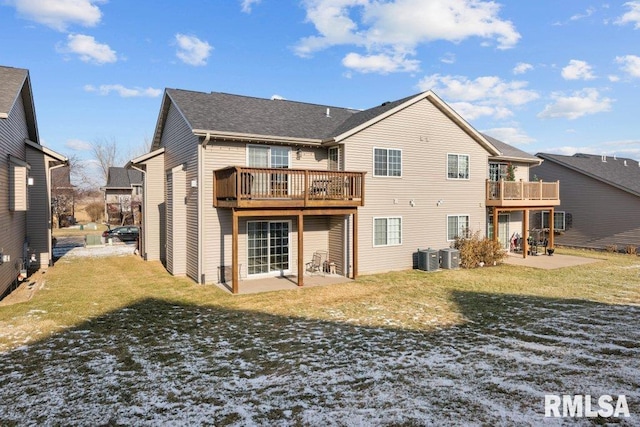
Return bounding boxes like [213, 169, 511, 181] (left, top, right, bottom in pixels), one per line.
[0, 249, 638, 425]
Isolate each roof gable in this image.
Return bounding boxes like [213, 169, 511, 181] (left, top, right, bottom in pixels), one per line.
[537, 152, 640, 197]
[0, 65, 39, 142]
[105, 166, 143, 189]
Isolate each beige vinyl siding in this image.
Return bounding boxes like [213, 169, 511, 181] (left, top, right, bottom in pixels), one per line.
[0, 92, 29, 296]
[533, 160, 640, 249]
[137, 152, 165, 262]
[343, 97, 489, 274]
[301, 216, 329, 269]
[328, 215, 347, 275]
[167, 165, 187, 275]
[202, 142, 330, 283]
[159, 104, 199, 280]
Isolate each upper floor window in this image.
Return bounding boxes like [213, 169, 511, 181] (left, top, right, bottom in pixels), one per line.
[373, 217, 402, 246]
[374, 148, 402, 177]
[448, 154, 469, 179]
[328, 146, 341, 171]
[489, 162, 508, 181]
[248, 145, 290, 169]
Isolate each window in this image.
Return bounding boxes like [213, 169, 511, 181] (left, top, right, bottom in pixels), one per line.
[542, 211, 565, 231]
[328, 146, 341, 171]
[447, 154, 469, 179]
[489, 162, 508, 181]
[373, 217, 402, 246]
[374, 148, 402, 177]
[447, 215, 470, 241]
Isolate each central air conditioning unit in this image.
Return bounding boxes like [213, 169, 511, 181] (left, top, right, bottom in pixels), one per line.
[417, 248, 439, 271]
[439, 248, 460, 269]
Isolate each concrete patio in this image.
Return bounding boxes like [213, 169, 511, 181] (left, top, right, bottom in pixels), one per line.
[502, 251, 602, 269]
[215, 274, 353, 295]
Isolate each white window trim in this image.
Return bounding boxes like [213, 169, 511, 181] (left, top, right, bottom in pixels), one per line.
[246, 144, 291, 168]
[447, 214, 470, 242]
[373, 147, 403, 178]
[373, 216, 403, 247]
[447, 153, 470, 180]
[246, 219, 292, 278]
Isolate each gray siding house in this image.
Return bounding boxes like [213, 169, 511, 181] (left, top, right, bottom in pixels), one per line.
[102, 166, 143, 225]
[0, 65, 67, 298]
[534, 153, 640, 250]
[131, 89, 559, 293]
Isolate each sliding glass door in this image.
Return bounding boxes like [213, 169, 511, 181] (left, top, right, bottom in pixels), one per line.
[247, 220, 290, 275]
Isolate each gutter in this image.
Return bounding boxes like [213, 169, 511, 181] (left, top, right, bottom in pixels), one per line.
[198, 132, 211, 284]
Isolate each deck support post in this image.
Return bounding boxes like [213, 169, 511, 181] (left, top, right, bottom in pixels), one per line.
[492, 207, 499, 243]
[352, 210, 358, 279]
[297, 212, 304, 287]
[232, 209, 239, 294]
[522, 208, 529, 259]
[548, 207, 555, 249]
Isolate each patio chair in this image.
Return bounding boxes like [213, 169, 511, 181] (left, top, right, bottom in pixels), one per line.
[305, 250, 328, 275]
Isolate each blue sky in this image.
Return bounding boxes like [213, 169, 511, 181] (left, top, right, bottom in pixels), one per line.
[2, 0, 640, 182]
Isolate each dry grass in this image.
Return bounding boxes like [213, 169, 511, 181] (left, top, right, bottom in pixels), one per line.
[0, 247, 638, 352]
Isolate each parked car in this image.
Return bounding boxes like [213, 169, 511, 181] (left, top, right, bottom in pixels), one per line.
[102, 226, 140, 242]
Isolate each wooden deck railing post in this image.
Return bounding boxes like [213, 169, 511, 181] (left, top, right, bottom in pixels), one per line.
[304, 170, 309, 206]
[500, 179, 505, 202]
[539, 179, 543, 200]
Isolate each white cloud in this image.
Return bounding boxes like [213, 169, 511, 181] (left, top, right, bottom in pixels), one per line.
[60, 34, 117, 64]
[241, 0, 262, 13]
[616, 54, 640, 77]
[616, 1, 640, 29]
[295, 0, 520, 74]
[482, 127, 535, 145]
[175, 34, 212, 66]
[64, 138, 93, 151]
[570, 7, 595, 21]
[440, 53, 456, 64]
[417, 73, 539, 120]
[513, 62, 533, 75]
[537, 88, 613, 120]
[84, 84, 162, 98]
[341, 52, 419, 74]
[8, 0, 103, 31]
[561, 59, 595, 80]
[608, 74, 621, 82]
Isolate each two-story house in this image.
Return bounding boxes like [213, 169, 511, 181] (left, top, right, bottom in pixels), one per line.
[102, 166, 143, 225]
[130, 89, 559, 293]
[0, 65, 67, 298]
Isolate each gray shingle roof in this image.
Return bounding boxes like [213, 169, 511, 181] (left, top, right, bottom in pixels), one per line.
[483, 134, 539, 163]
[0, 66, 27, 117]
[105, 167, 143, 189]
[537, 152, 640, 197]
[166, 89, 360, 140]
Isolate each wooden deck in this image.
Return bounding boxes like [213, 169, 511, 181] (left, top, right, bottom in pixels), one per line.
[486, 180, 560, 207]
[214, 166, 365, 209]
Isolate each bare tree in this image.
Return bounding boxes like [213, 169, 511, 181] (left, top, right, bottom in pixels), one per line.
[92, 137, 119, 184]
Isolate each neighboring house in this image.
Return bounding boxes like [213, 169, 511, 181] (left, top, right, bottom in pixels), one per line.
[102, 166, 143, 225]
[130, 88, 559, 293]
[534, 153, 640, 250]
[0, 65, 67, 297]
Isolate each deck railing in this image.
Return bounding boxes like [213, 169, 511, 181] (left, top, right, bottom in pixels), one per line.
[486, 179, 560, 207]
[214, 166, 365, 208]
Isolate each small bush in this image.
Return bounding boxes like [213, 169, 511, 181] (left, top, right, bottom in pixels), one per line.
[84, 202, 104, 222]
[604, 245, 618, 253]
[625, 245, 638, 255]
[454, 231, 506, 268]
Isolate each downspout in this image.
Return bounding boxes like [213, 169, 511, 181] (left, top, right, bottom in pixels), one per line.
[129, 163, 146, 260]
[198, 132, 211, 284]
